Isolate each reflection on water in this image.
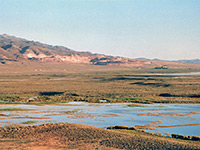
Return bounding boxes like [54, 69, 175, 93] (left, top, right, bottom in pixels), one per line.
[0, 102, 199, 136]
[162, 72, 200, 75]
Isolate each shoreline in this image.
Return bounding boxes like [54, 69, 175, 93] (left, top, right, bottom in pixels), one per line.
[1, 99, 200, 105]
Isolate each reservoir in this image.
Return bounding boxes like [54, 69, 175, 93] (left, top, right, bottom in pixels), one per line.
[0, 102, 199, 137]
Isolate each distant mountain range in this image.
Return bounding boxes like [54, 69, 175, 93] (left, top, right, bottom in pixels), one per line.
[174, 59, 200, 64]
[0, 34, 199, 68]
[136, 58, 200, 64]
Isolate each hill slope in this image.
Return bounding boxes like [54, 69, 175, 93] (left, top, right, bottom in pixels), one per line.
[1, 34, 200, 69]
[0, 123, 199, 150]
[0, 34, 149, 67]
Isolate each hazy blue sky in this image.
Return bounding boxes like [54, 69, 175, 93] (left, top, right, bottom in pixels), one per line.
[0, 0, 200, 60]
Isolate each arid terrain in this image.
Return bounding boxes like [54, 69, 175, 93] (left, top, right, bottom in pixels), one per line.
[1, 34, 200, 68]
[0, 61, 200, 104]
[0, 123, 199, 150]
[0, 35, 200, 149]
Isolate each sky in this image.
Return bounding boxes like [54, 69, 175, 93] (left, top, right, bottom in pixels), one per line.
[0, 0, 200, 60]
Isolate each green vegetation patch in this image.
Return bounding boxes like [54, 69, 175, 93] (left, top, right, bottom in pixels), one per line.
[0, 94, 30, 97]
[159, 93, 200, 98]
[0, 108, 32, 111]
[127, 104, 147, 107]
[0, 102, 25, 104]
[22, 121, 37, 124]
[130, 82, 170, 87]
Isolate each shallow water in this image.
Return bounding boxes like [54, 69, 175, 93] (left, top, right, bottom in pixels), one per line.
[0, 102, 199, 136]
[162, 72, 200, 75]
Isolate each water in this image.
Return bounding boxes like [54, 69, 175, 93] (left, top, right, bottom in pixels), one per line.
[162, 72, 200, 76]
[0, 102, 199, 136]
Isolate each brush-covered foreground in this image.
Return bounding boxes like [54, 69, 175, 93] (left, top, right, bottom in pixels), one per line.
[0, 123, 199, 150]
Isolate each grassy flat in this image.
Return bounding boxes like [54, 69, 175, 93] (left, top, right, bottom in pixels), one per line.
[0, 108, 31, 111]
[22, 121, 37, 125]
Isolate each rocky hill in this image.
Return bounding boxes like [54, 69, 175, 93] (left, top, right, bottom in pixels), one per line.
[0, 34, 150, 67]
[1, 34, 200, 69]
